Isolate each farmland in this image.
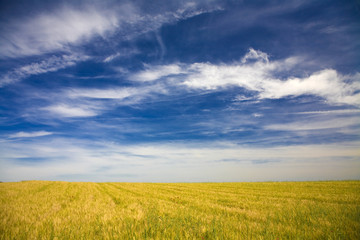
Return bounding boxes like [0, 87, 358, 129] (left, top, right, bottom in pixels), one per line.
[0, 181, 359, 239]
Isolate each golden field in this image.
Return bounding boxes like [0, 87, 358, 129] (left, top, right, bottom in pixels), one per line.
[0, 181, 359, 239]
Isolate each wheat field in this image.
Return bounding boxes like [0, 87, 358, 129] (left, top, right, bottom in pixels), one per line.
[0, 181, 359, 239]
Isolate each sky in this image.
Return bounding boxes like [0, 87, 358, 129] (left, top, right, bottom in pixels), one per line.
[0, 0, 359, 182]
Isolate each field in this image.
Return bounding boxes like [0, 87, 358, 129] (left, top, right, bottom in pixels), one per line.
[0, 181, 359, 239]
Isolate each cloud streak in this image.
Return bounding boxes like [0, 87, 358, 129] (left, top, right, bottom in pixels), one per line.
[43, 104, 99, 118]
[8, 131, 53, 138]
[0, 54, 88, 87]
[265, 117, 360, 131]
[130, 64, 184, 82]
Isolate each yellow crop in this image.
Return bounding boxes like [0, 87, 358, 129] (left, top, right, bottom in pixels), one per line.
[1, 181, 359, 239]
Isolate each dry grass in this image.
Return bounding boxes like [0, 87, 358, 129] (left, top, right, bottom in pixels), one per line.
[1, 181, 359, 239]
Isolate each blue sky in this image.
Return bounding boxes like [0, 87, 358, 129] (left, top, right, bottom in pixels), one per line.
[0, 0, 359, 182]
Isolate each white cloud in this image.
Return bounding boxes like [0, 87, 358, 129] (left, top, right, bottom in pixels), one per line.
[103, 54, 120, 63]
[182, 61, 360, 106]
[67, 88, 137, 100]
[43, 104, 98, 118]
[296, 109, 360, 115]
[234, 95, 256, 101]
[241, 47, 269, 63]
[129, 48, 360, 106]
[258, 70, 360, 106]
[131, 64, 184, 81]
[116, 4, 223, 42]
[18, 55, 86, 75]
[103, 48, 140, 62]
[266, 117, 360, 131]
[0, 7, 118, 58]
[64, 84, 167, 104]
[8, 131, 53, 138]
[39, 84, 164, 118]
[23, 84, 169, 121]
[0, 54, 88, 87]
[184, 62, 267, 90]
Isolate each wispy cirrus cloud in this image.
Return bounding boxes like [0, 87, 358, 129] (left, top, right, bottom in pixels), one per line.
[0, 1, 222, 59]
[0, 6, 119, 58]
[0, 1, 222, 89]
[35, 84, 168, 119]
[0, 54, 88, 87]
[20, 49, 358, 122]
